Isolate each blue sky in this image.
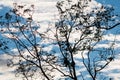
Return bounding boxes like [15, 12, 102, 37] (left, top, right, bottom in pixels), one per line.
[96, 0, 120, 13]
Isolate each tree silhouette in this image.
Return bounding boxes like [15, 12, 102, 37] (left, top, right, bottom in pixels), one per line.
[55, 0, 119, 80]
[0, 0, 120, 80]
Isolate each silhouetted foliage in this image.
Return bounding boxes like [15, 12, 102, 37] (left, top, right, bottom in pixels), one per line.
[55, 0, 119, 80]
[0, 0, 120, 80]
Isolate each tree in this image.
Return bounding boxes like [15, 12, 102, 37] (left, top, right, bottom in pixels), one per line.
[55, 0, 119, 80]
[0, 3, 53, 80]
[0, 0, 120, 80]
